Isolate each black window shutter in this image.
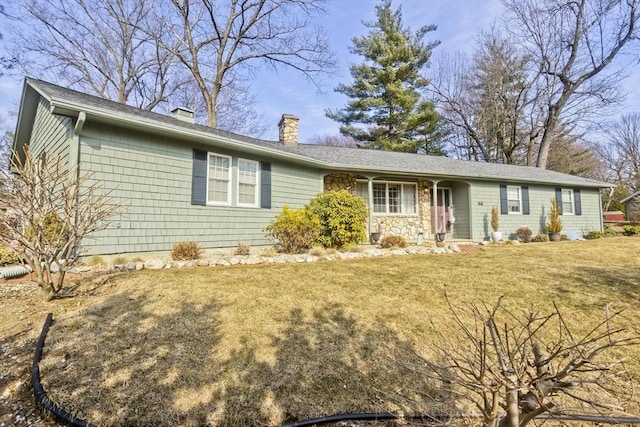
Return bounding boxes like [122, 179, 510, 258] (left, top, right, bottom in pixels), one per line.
[191, 149, 207, 206]
[574, 188, 582, 215]
[260, 161, 271, 209]
[522, 186, 530, 215]
[500, 185, 508, 214]
[555, 188, 563, 215]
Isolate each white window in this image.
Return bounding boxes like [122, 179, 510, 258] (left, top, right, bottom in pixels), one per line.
[207, 153, 231, 205]
[507, 185, 521, 214]
[358, 180, 418, 215]
[237, 159, 259, 207]
[562, 189, 574, 215]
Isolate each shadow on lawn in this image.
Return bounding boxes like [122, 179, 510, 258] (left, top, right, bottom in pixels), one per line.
[40, 292, 452, 426]
[555, 264, 640, 302]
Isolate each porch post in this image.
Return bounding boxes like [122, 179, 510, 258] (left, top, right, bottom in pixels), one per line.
[432, 180, 439, 237]
[368, 178, 374, 235]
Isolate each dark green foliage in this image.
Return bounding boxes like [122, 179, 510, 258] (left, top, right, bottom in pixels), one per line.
[307, 191, 368, 248]
[603, 225, 618, 237]
[623, 225, 640, 236]
[379, 235, 407, 249]
[265, 206, 321, 253]
[171, 241, 202, 260]
[585, 231, 603, 240]
[326, 0, 444, 154]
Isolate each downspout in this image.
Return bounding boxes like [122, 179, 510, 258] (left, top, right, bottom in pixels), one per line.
[71, 111, 86, 173]
[70, 112, 86, 259]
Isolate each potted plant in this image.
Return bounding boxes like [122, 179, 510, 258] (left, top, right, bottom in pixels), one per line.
[546, 199, 563, 241]
[516, 225, 532, 243]
[370, 223, 382, 244]
[490, 206, 502, 242]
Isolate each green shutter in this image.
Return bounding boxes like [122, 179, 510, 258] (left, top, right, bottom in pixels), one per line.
[260, 161, 271, 209]
[522, 186, 530, 215]
[555, 188, 563, 215]
[500, 185, 508, 214]
[191, 149, 207, 206]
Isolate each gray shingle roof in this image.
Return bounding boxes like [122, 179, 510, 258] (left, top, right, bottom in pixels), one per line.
[25, 77, 610, 189]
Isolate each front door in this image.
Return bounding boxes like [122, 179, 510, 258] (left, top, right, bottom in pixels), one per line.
[431, 188, 452, 235]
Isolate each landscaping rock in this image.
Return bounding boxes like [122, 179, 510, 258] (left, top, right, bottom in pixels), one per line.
[196, 259, 210, 267]
[448, 244, 460, 253]
[144, 259, 166, 269]
[135, 262, 144, 271]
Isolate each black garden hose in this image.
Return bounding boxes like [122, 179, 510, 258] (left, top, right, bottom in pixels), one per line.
[32, 313, 96, 427]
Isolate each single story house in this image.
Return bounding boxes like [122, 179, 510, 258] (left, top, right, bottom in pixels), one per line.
[621, 191, 640, 222]
[13, 78, 610, 255]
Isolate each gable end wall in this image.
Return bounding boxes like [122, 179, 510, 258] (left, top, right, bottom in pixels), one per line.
[78, 123, 323, 255]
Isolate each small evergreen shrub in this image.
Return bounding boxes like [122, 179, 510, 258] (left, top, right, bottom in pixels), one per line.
[560, 233, 569, 241]
[171, 241, 202, 260]
[533, 233, 549, 242]
[379, 235, 407, 249]
[623, 225, 640, 236]
[585, 230, 603, 240]
[265, 206, 321, 253]
[307, 190, 368, 248]
[235, 242, 251, 256]
[603, 224, 618, 237]
[0, 244, 20, 266]
[545, 199, 563, 233]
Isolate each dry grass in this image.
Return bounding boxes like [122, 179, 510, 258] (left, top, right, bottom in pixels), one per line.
[36, 238, 640, 426]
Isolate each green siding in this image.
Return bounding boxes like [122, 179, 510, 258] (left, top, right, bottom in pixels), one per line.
[469, 182, 602, 241]
[79, 123, 323, 255]
[28, 97, 72, 165]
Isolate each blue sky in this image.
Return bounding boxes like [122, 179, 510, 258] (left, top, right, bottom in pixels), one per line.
[1, 0, 638, 141]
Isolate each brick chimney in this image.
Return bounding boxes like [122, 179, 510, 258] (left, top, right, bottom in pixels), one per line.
[171, 107, 195, 124]
[278, 114, 299, 146]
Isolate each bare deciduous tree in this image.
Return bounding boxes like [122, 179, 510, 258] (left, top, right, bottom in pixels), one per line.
[432, 31, 539, 165]
[504, 0, 639, 169]
[0, 149, 119, 300]
[13, 0, 179, 110]
[158, 0, 336, 128]
[308, 133, 359, 148]
[600, 112, 640, 192]
[423, 296, 638, 427]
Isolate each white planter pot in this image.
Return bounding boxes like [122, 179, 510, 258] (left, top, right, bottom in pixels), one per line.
[491, 231, 503, 242]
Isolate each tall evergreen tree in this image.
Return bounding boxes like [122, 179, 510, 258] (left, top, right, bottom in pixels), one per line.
[326, 0, 443, 154]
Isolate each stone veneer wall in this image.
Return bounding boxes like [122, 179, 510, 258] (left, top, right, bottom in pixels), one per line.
[324, 173, 357, 193]
[323, 174, 431, 242]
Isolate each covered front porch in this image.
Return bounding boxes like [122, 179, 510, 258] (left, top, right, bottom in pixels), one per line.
[323, 173, 471, 244]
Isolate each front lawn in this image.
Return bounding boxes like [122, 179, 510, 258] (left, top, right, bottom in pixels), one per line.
[38, 238, 640, 426]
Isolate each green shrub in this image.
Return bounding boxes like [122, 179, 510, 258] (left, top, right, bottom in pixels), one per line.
[171, 241, 202, 260]
[560, 233, 569, 241]
[307, 190, 368, 249]
[0, 244, 20, 266]
[265, 206, 321, 253]
[545, 199, 563, 233]
[235, 242, 251, 256]
[379, 235, 407, 249]
[533, 233, 549, 242]
[603, 224, 618, 237]
[585, 230, 603, 240]
[623, 225, 640, 236]
[25, 211, 69, 245]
